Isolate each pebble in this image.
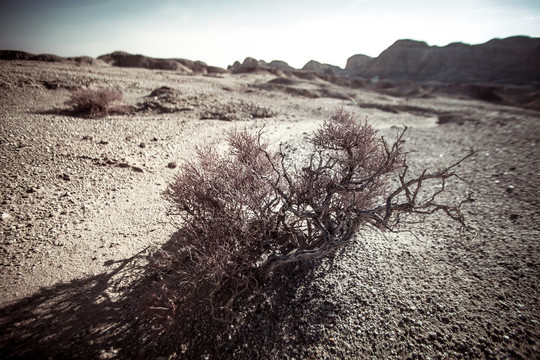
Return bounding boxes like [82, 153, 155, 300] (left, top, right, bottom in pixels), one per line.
[58, 173, 71, 181]
[2, 212, 12, 221]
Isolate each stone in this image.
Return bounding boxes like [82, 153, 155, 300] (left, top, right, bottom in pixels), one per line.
[58, 173, 70, 181]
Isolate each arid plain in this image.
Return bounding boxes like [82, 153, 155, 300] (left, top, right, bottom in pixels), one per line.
[0, 59, 539, 359]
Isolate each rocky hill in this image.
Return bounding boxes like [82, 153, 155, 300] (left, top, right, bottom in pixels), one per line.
[229, 36, 540, 85]
[344, 54, 373, 74]
[228, 36, 540, 85]
[3, 36, 538, 109]
[229, 57, 295, 72]
[0, 50, 226, 74]
[302, 60, 346, 77]
[345, 36, 540, 84]
[4, 35, 538, 85]
[0, 50, 105, 66]
[97, 51, 226, 74]
[230, 58, 347, 77]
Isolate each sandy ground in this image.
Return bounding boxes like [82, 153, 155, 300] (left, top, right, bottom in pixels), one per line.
[0, 60, 539, 359]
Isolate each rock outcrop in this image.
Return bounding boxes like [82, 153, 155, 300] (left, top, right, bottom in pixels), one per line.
[346, 36, 540, 84]
[97, 52, 226, 74]
[3, 35, 538, 86]
[268, 60, 295, 71]
[229, 57, 294, 72]
[0, 50, 227, 72]
[302, 60, 346, 76]
[344, 54, 372, 74]
[0, 50, 106, 66]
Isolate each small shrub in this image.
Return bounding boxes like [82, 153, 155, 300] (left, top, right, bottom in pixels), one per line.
[200, 100, 276, 121]
[161, 108, 474, 321]
[244, 102, 276, 118]
[66, 87, 132, 117]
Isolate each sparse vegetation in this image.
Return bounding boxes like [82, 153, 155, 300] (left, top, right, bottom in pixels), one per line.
[160, 108, 474, 321]
[200, 100, 276, 121]
[66, 87, 132, 117]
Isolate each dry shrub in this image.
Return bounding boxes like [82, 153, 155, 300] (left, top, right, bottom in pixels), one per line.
[161, 108, 474, 321]
[66, 87, 132, 117]
[244, 102, 276, 118]
[200, 100, 276, 121]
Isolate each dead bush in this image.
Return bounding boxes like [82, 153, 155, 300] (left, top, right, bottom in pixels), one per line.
[161, 108, 474, 321]
[66, 87, 132, 117]
[200, 100, 276, 121]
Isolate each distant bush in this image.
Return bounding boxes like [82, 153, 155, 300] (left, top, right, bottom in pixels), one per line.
[160, 108, 474, 321]
[66, 87, 132, 117]
[200, 100, 276, 121]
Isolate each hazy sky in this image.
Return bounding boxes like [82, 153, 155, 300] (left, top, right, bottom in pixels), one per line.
[1, 0, 539, 68]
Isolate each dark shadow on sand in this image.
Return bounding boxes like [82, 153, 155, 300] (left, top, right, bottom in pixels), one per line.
[0, 247, 151, 359]
[0, 231, 344, 359]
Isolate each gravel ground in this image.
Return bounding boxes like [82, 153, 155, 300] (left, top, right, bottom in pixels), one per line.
[0, 60, 539, 359]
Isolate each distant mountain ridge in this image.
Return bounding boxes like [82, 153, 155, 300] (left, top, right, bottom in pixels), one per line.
[345, 36, 540, 84]
[300, 60, 347, 77]
[0, 50, 227, 74]
[0, 50, 104, 65]
[97, 51, 226, 74]
[229, 57, 295, 72]
[230, 36, 540, 85]
[2, 36, 538, 85]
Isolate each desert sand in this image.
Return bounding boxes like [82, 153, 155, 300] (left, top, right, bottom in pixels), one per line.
[0, 60, 539, 359]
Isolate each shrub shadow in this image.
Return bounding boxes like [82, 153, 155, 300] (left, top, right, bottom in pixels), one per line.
[216, 258, 349, 359]
[0, 247, 152, 359]
[0, 232, 345, 359]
